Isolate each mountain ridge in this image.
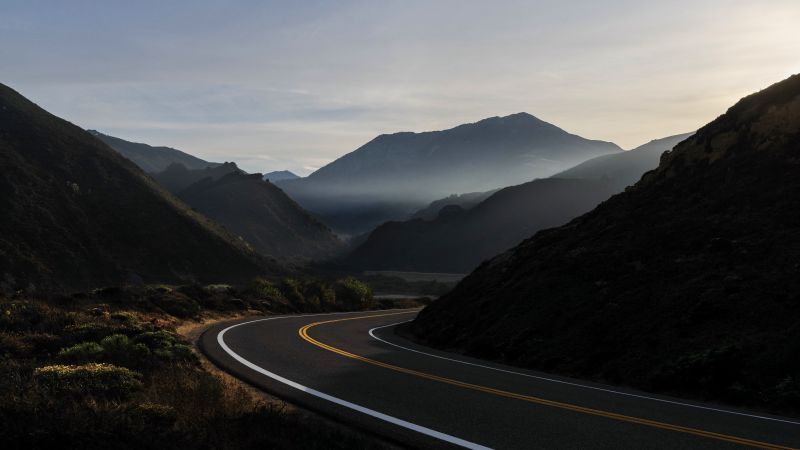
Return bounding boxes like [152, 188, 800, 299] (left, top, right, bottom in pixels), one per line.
[90, 130, 220, 173]
[281, 112, 622, 234]
[0, 83, 271, 290]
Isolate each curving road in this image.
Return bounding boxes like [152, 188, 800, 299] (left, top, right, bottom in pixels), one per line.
[200, 309, 800, 449]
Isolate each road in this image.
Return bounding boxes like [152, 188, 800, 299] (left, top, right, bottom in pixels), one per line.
[200, 309, 800, 449]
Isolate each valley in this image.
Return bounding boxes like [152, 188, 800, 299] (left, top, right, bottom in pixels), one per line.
[3, 5, 799, 448]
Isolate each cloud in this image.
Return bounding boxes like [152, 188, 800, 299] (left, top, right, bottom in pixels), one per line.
[2, 0, 799, 174]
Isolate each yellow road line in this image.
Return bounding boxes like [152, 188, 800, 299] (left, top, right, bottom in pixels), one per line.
[299, 312, 795, 450]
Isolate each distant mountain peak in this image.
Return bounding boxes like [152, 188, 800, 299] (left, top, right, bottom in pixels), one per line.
[263, 170, 300, 182]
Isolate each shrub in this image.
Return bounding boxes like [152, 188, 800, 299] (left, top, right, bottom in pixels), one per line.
[100, 334, 151, 367]
[304, 281, 336, 310]
[59, 341, 104, 362]
[249, 278, 283, 301]
[335, 277, 374, 310]
[34, 363, 143, 399]
[133, 331, 197, 365]
[279, 278, 305, 306]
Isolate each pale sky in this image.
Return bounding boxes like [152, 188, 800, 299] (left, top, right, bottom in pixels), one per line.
[2, 0, 799, 175]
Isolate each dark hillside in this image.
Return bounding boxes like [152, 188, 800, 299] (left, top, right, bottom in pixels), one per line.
[0, 83, 269, 290]
[410, 74, 800, 411]
[176, 171, 342, 260]
[344, 178, 617, 273]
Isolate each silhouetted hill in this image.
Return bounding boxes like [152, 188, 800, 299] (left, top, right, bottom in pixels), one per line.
[343, 178, 617, 272]
[0, 84, 271, 290]
[409, 190, 498, 220]
[410, 74, 800, 411]
[554, 132, 694, 190]
[173, 170, 342, 260]
[90, 130, 220, 173]
[152, 161, 242, 193]
[264, 170, 300, 182]
[281, 113, 621, 234]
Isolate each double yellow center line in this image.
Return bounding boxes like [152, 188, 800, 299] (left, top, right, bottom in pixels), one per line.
[299, 312, 795, 450]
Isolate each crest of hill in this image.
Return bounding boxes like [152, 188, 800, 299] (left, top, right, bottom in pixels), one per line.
[90, 130, 220, 173]
[410, 74, 800, 410]
[0, 83, 271, 290]
[554, 132, 695, 190]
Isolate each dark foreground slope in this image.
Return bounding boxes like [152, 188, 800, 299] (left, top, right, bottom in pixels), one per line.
[153, 163, 341, 260]
[0, 84, 268, 289]
[90, 130, 220, 173]
[344, 178, 617, 273]
[410, 74, 800, 411]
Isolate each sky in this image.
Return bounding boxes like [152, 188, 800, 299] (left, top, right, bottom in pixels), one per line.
[2, 1, 799, 175]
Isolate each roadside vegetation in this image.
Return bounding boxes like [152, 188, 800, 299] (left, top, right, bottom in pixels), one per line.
[0, 278, 413, 449]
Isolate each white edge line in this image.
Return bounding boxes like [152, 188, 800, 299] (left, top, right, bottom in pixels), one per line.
[369, 320, 800, 426]
[216, 311, 492, 450]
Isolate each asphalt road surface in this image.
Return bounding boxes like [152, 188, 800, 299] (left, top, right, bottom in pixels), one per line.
[200, 309, 800, 449]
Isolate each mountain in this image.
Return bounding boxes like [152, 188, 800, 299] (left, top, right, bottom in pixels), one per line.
[264, 170, 300, 182]
[343, 178, 618, 273]
[154, 164, 341, 261]
[0, 84, 270, 290]
[409, 75, 800, 410]
[343, 133, 686, 273]
[280, 113, 622, 234]
[554, 132, 694, 190]
[90, 130, 220, 173]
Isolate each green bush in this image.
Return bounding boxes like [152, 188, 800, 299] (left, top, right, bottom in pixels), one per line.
[34, 363, 143, 399]
[279, 278, 305, 305]
[335, 277, 374, 310]
[58, 331, 196, 368]
[304, 282, 336, 310]
[249, 278, 284, 301]
[133, 331, 198, 365]
[100, 334, 151, 367]
[59, 341, 104, 362]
